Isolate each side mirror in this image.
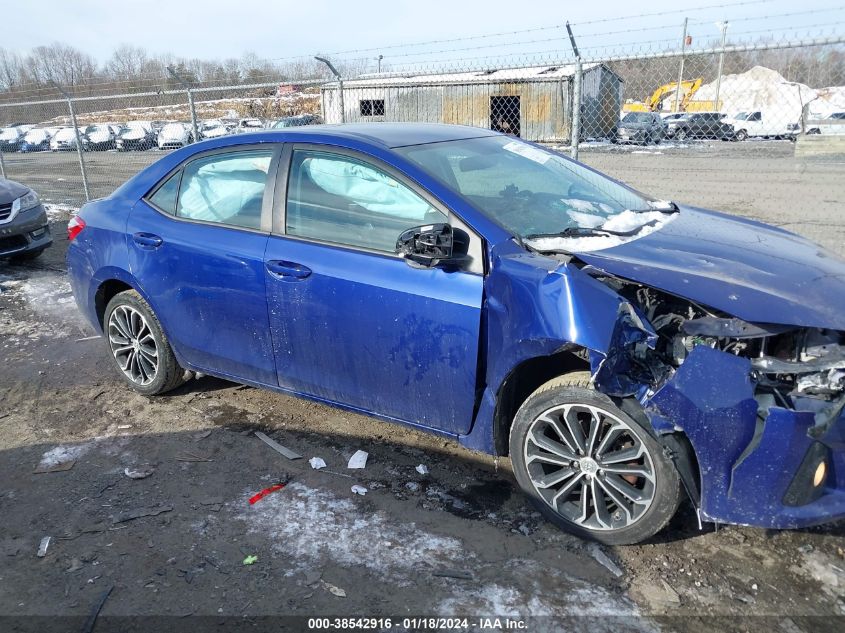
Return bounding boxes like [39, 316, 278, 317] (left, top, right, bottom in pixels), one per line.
[395, 223, 468, 269]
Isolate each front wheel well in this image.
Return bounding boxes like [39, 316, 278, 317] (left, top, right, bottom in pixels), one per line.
[492, 348, 590, 456]
[94, 280, 133, 329]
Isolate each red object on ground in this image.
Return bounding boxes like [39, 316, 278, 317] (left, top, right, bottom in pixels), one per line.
[248, 483, 287, 505]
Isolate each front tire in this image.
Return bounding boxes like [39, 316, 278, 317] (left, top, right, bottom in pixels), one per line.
[104, 290, 186, 395]
[674, 128, 688, 141]
[734, 129, 748, 141]
[509, 373, 682, 545]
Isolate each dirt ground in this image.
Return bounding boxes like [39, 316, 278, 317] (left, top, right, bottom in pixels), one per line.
[1, 147, 844, 632]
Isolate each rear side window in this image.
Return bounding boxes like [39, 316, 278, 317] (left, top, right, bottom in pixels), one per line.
[148, 171, 181, 214]
[176, 150, 273, 230]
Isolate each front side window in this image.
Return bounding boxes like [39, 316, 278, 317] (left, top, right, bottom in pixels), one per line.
[286, 150, 446, 252]
[175, 150, 273, 229]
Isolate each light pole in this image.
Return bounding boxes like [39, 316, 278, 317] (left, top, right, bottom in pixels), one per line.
[714, 21, 729, 112]
[377, 55, 383, 73]
[315, 56, 345, 123]
[673, 18, 689, 113]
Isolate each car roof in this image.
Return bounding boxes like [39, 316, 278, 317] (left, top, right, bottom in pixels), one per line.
[263, 123, 499, 148]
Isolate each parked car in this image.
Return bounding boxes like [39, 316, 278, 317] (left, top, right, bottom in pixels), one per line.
[116, 121, 156, 151]
[667, 112, 733, 140]
[19, 128, 54, 152]
[157, 122, 194, 149]
[200, 119, 231, 140]
[0, 178, 52, 260]
[612, 112, 666, 144]
[50, 127, 89, 151]
[0, 126, 26, 152]
[233, 118, 265, 134]
[805, 112, 845, 136]
[725, 111, 799, 141]
[67, 123, 845, 545]
[271, 114, 322, 128]
[660, 112, 687, 122]
[85, 124, 119, 151]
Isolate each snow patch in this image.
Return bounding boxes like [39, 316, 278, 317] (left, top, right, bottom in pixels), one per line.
[438, 560, 655, 630]
[44, 203, 78, 222]
[36, 436, 132, 470]
[236, 482, 466, 583]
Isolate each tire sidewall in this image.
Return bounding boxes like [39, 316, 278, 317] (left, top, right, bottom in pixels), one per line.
[509, 385, 681, 545]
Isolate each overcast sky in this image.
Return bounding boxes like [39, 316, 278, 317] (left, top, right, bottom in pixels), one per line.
[2, 0, 843, 67]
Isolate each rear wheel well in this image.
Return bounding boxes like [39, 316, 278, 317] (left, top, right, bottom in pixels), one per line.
[493, 349, 590, 456]
[94, 280, 133, 329]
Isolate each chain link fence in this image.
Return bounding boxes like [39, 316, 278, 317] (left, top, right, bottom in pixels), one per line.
[0, 34, 843, 224]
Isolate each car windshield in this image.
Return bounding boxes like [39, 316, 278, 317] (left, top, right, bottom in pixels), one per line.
[162, 123, 186, 134]
[397, 135, 661, 241]
[622, 112, 651, 123]
[55, 129, 77, 140]
[734, 112, 748, 120]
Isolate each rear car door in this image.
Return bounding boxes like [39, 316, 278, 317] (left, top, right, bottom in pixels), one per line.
[128, 145, 281, 384]
[264, 145, 484, 434]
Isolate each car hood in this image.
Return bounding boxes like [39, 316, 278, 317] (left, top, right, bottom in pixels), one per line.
[121, 130, 146, 140]
[0, 178, 29, 203]
[573, 206, 845, 330]
[618, 122, 650, 130]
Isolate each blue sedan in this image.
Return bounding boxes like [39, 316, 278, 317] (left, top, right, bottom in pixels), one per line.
[67, 123, 845, 544]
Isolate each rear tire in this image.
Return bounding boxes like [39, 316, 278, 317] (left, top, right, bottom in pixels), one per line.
[734, 129, 748, 141]
[674, 128, 687, 141]
[104, 290, 186, 396]
[509, 373, 682, 545]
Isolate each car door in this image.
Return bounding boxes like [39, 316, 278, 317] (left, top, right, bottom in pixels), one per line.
[127, 145, 281, 385]
[746, 111, 763, 136]
[264, 145, 484, 434]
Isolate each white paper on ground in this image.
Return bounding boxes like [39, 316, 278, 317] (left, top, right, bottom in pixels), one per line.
[347, 450, 368, 469]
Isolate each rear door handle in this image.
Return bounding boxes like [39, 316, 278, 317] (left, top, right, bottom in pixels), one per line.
[266, 260, 312, 280]
[132, 232, 163, 248]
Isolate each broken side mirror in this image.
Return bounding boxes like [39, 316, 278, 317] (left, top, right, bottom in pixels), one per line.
[395, 223, 470, 269]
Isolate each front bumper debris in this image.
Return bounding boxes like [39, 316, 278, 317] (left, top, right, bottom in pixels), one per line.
[644, 345, 845, 528]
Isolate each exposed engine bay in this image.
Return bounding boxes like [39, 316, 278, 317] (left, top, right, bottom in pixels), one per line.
[588, 271, 845, 422]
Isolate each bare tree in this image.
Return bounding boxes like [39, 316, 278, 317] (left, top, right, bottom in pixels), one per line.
[0, 47, 24, 91]
[106, 45, 149, 80]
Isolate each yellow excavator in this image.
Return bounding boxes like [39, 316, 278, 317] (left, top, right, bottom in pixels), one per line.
[622, 78, 703, 113]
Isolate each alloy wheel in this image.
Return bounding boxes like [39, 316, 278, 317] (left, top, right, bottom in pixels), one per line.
[107, 305, 159, 385]
[523, 403, 656, 531]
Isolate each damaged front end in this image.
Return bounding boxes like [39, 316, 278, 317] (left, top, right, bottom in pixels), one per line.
[589, 272, 845, 528]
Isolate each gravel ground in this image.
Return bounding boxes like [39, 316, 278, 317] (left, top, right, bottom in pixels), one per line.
[0, 144, 844, 632]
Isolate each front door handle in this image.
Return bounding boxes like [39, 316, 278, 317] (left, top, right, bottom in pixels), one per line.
[133, 232, 163, 248]
[266, 260, 312, 280]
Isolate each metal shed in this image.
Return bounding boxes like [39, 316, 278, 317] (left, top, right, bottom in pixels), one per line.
[320, 63, 623, 143]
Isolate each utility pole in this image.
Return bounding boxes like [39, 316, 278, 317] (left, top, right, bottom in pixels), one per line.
[315, 56, 345, 123]
[377, 55, 383, 73]
[51, 81, 91, 202]
[566, 22, 582, 160]
[673, 18, 689, 113]
[167, 66, 200, 145]
[714, 21, 729, 112]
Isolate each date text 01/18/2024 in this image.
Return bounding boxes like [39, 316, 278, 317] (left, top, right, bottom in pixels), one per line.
[307, 617, 528, 630]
